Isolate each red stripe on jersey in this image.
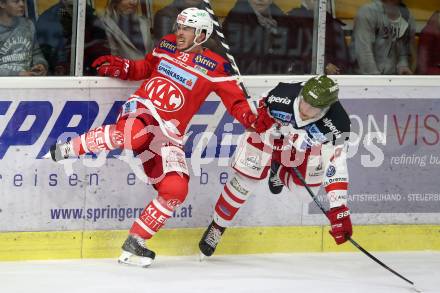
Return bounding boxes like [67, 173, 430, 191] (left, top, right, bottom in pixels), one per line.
[325, 182, 349, 193]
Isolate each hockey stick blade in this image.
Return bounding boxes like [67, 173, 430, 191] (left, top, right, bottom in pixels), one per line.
[347, 238, 414, 285]
[290, 166, 417, 288]
[198, 252, 208, 262]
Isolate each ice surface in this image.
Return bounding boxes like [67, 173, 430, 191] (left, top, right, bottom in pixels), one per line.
[0, 252, 438, 293]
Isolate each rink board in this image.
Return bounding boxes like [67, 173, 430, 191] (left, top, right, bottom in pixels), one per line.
[0, 76, 440, 260]
[0, 225, 440, 261]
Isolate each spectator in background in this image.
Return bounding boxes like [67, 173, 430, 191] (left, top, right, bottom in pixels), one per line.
[36, 0, 109, 75]
[153, 0, 203, 40]
[0, 0, 47, 76]
[287, 0, 351, 74]
[222, 0, 294, 74]
[351, 0, 415, 75]
[417, 11, 440, 75]
[100, 0, 153, 60]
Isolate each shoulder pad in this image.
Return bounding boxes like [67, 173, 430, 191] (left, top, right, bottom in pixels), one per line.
[264, 83, 300, 123]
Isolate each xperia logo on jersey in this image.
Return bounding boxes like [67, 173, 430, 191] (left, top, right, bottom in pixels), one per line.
[157, 60, 198, 90]
[267, 95, 291, 105]
[193, 54, 217, 70]
[159, 39, 176, 53]
[323, 118, 342, 139]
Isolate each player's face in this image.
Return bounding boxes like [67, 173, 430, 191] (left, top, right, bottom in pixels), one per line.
[175, 24, 197, 51]
[115, 0, 138, 15]
[0, 0, 25, 17]
[298, 97, 322, 120]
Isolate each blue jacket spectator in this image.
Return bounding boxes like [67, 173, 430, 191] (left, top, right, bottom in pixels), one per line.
[222, 0, 295, 74]
[36, 0, 109, 75]
[287, 0, 351, 74]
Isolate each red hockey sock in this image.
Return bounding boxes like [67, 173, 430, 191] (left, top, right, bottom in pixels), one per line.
[214, 186, 244, 226]
[213, 174, 253, 227]
[129, 198, 173, 239]
[70, 117, 151, 155]
[71, 125, 124, 155]
[129, 173, 189, 239]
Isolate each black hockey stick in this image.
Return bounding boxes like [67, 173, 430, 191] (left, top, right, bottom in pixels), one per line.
[290, 166, 420, 290]
[203, 1, 419, 290]
[202, 0, 252, 100]
[203, 3, 419, 291]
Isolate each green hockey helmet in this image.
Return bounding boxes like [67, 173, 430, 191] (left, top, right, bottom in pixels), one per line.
[301, 75, 339, 109]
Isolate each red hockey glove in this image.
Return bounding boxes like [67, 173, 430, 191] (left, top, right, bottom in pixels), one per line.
[244, 106, 275, 134]
[92, 55, 131, 80]
[327, 205, 352, 245]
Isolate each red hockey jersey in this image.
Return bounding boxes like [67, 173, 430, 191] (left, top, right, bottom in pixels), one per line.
[125, 34, 252, 135]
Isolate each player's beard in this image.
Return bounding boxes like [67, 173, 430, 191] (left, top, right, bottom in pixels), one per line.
[177, 37, 196, 52]
[175, 32, 190, 51]
[179, 43, 193, 51]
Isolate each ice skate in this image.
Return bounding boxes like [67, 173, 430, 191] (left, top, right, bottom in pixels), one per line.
[118, 235, 156, 267]
[268, 161, 283, 194]
[199, 221, 225, 258]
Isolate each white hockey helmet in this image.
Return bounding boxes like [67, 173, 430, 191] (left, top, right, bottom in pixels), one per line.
[176, 7, 213, 47]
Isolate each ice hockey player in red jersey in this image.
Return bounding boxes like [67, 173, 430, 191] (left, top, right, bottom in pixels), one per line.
[47, 7, 274, 267]
[199, 76, 353, 257]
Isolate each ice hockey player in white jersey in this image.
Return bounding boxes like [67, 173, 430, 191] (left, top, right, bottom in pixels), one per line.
[199, 75, 352, 257]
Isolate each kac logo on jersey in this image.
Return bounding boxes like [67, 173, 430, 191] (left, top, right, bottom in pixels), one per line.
[159, 39, 176, 53]
[193, 54, 217, 71]
[144, 77, 185, 112]
[326, 165, 336, 177]
[157, 59, 198, 90]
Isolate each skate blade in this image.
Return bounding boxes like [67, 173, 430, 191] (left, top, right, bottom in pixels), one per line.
[118, 251, 153, 268]
[198, 252, 209, 262]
